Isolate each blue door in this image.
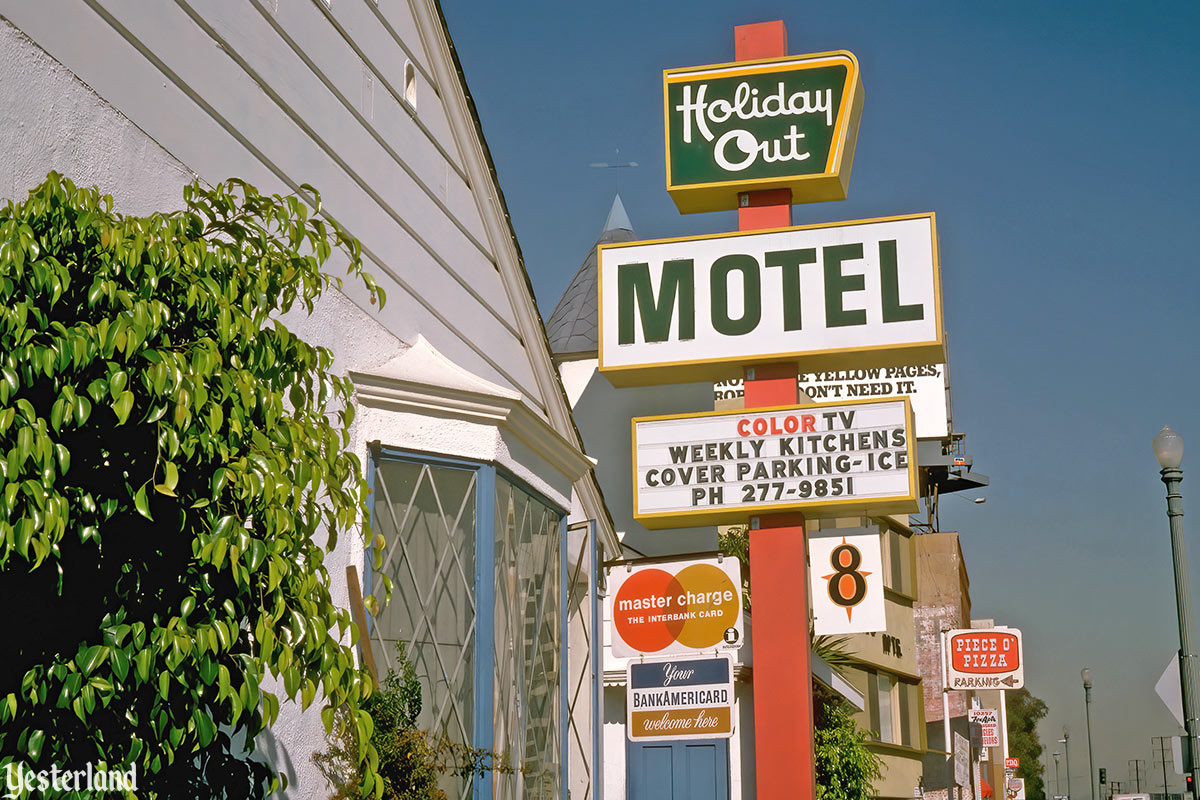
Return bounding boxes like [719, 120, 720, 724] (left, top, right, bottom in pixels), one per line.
[628, 739, 730, 800]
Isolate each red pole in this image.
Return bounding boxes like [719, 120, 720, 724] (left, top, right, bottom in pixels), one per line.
[734, 20, 816, 800]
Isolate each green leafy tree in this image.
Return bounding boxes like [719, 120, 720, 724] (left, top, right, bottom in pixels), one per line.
[0, 174, 387, 797]
[1007, 687, 1049, 800]
[814, 683, 883, 800]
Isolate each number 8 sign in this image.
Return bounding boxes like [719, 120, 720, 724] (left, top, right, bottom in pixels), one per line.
[809, 531, 887, 635]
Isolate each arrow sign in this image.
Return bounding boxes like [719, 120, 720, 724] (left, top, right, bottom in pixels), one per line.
[1157, 653, 1185, 728]
[946, 628, 1024, 690]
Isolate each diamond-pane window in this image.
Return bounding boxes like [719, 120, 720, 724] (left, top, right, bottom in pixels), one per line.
[493, 476, 562, 800]
[566, 522, 601, 800]
[366, 453, 567, 800]
[370, 458, 477, 800]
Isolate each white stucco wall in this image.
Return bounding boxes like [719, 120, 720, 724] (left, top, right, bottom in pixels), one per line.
[559, 357, 719, 557]
[0, 17, 195, 212]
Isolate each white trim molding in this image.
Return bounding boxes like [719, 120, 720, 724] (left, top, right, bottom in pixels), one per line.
[351, 336, 595, 487]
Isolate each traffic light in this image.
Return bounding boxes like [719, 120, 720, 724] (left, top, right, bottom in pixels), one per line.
[1185, 773, 1193, 798]
[1099, 768, 1106, 785]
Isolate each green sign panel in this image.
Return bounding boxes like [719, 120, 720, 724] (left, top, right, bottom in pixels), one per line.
[663, 51, 863, 214]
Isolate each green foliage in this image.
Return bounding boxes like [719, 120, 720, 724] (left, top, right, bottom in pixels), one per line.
[717, 524, 752, 610]
[814, 683, 883, 800]
[1007, 687, 1049, 800]
[314, 644, 493, 799]
[0, 173, 387, 797]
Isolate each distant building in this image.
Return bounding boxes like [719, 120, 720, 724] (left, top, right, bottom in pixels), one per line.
[828, 515, 927, 800]
[915, 531, 979, 800]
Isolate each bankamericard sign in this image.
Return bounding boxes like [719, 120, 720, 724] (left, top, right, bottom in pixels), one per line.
[664, 51, 864, 213]
[598, 214, 945, 386]
[627, 655, 735, 741]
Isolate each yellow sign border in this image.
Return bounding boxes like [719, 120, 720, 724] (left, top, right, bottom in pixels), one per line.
[663, 50, 864, 213]
[630, 396, 919, 529]
[597, 213, 946, 387]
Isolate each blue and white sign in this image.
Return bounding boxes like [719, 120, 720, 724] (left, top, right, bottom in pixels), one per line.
[627, 654, 735, 741]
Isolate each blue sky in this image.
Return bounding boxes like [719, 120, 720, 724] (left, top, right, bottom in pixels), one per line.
[443, 0, 1200, 779]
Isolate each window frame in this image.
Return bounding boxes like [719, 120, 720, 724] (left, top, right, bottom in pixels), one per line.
[366, 445, 570, 800]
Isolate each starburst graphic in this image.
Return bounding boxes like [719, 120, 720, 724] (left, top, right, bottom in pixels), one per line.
[822, 537, 871, 621]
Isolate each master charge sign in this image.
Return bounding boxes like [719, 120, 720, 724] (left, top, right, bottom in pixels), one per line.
[609, 556, 744, 659]
[632, 397, 917, 527]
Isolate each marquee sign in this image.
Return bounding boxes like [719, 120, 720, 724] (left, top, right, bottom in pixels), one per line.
[610, 556, 744, 658]
[627, 654, 735, 741]
[810, 531, 886, 635]
[597, 214, 945, 387]
[632, 397, 917, 527]
[947, 628, 1025, 690]
[664, 51, 864, 213]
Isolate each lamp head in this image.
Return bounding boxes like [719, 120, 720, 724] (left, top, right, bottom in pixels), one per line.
[1154, 426, 1185, 469]
[1081, 667, 1093, 688]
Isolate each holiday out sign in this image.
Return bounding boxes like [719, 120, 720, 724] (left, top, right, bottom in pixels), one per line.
[664, 51, 864, 213]
[598, 214, 945, 386]
[610, 556, 744, 658]
[632, 397, 917, 527]
[947, 628, 1025, 690]
[627, 654, 735, 741]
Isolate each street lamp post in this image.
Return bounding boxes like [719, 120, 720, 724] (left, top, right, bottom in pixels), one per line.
[1082, 668, 1097, 800]
[1060, 727, 1073, 800]
[1154, 426, 1200, 792]
[1054, 752, 1062, 799]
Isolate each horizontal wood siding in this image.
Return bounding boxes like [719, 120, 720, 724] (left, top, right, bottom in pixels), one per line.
[1, 0, 546, 411]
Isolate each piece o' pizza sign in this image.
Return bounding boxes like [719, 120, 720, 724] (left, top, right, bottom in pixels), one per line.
[609, 556, 743, 658]
[946, 628, 1024, 690]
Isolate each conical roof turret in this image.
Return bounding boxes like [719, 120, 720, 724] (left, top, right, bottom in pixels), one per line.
[545, 195, 637, 357]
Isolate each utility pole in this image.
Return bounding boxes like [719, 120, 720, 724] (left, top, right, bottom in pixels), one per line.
[1131, 759, 1146, 794]
[1154, 736, 1173, 800]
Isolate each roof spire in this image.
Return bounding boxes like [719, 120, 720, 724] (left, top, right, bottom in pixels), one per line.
[603, 193, 632, 234]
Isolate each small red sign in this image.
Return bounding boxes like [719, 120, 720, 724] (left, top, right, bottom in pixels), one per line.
[950, 631, 1021, 674]
[1006, 758, 1020, 770]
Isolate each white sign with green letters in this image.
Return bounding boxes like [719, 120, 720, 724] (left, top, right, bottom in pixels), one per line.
[597, 214, 944, 386]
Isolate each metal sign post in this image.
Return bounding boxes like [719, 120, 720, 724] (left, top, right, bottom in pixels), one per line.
[734, 22, 816, 800]
[1001, 689, 1009, 763]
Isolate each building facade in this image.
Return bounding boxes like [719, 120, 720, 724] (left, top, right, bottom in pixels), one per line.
[831, 515, 928, 799]
[915, 531, 979, 800]
[0, 2, 614, 797]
